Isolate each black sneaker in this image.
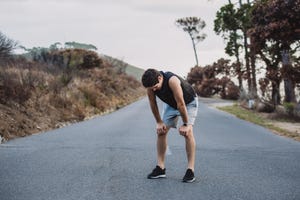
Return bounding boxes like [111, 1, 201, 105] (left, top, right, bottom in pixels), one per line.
[182, 169, 195, 183]
[147, 165, 166, 179]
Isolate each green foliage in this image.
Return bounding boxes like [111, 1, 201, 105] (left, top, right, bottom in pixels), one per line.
[225, 32, 243, 56]
[237, 3, 252, 30]
[283, 102, 296, 115]
[64, 41, 97, 51]
[214, 4, 239, 35]
[219, 104, 266, 126]
[28, 48, 103, 70]
[20, 41, 98, 63]
[214, 3, 250, 90]
[219, 104, 300, 141]
[214, 2, 252, 53]
[49, 42, 62, 51]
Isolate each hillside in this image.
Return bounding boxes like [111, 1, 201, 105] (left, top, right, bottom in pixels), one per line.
[0, 49, 145, 142]
[100, 54, 144, 80]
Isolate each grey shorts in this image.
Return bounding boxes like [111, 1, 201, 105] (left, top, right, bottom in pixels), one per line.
[162, 97, 198, 128]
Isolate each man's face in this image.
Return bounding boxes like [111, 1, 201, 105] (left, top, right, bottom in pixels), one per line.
[148, 75, 163, 92]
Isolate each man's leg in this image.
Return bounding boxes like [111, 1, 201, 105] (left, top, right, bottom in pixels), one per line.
[184, 126, 196, 171]
[157, 128, 170, 169]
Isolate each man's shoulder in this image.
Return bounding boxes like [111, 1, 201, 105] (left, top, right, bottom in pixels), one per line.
[168, 75, 181, 89]
[163, 71, 177, 79]
[164, 71, 175, 75]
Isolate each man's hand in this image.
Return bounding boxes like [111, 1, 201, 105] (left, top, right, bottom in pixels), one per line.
[156, 122, 167, 135]
[179, 125, 191, 137]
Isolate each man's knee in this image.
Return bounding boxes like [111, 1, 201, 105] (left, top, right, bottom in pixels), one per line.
[157, 131, 168, 137]
[185, 130, 195, 140]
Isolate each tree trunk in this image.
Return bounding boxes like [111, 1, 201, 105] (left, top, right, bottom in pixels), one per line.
[271, 80, 281, 105]
[281, 50, 296, 102]
[189, 33, 199, 66]
[259, 51, 281, 105]
[250, 51, 257, 97]
[283, 79, 296, 102]
[236, 59, 243, 90]
[233, 30, 243, 89]
[243, 32, 252, 96]
[249, 37, 257, 98]
[192, 41, 199, 66]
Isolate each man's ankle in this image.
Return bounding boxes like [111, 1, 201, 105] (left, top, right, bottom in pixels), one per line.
[157, 164, 165, 169]
[187, 167, 194, 172]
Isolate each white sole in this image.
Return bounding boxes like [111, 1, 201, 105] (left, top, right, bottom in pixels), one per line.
[183, 177, 196, 183]
[148, 174, 166, 179]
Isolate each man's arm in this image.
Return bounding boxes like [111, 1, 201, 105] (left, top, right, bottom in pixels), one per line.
[147, 89, 167, 135]
[147, 89, 162, 123]
[168, 76, 191, 136]
[168, 76, 188, 124]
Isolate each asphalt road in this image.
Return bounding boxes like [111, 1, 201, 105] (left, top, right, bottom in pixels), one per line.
[0, 98, 300, 200]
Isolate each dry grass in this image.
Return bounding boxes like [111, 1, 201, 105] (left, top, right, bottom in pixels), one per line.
[0, 49, 145, 141]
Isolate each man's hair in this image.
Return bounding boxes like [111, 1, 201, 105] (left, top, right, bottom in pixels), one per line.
[141, 68, 161, 88]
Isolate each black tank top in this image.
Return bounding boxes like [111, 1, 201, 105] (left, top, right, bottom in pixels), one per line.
[154, 71, 196, 109]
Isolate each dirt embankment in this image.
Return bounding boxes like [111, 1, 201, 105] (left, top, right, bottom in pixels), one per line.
[0, 49, 145, 142]
[0, 87, 145, 142]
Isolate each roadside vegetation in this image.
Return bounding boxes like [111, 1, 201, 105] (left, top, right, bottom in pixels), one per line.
[219, 104, 300, 141]
[186, 0, 299, 104]
[0, 33, 145, 142]
[183, 0, 299, 140]
[1, 0, 299, 142]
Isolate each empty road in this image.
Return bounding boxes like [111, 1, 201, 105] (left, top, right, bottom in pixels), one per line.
[1, 98, 299, 200]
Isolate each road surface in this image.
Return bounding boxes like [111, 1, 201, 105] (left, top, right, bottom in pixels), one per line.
[0, 98, 299, 200]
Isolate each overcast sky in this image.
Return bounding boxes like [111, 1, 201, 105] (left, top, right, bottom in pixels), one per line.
[0, 0, 229, 76]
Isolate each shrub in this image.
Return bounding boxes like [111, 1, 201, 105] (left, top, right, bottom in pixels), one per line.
[81, 51, 102, 69]
[49, 93, 71, 109]
[0, 44, 145, 141]
[46, 49, 103, 70]
[221, 81, 240, 100]
[283, 102, 296, 115]
[0, 67, 32, 104]
[0, 32, 18, 65]
[80, 87, 98, 107]
[256, 100, 275, 113]
[60, 73, 73, 86]
[187, 59, 239, 99]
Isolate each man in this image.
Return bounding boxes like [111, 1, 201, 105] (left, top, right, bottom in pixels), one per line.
[141, 68, 198, 183]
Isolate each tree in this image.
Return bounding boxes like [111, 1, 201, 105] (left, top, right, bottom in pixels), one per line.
[187, 58, 239, 99]
[214, 1, 257, 97]
[0, 31, 18, 64]
[249, 0, 300, 103]
[49, 42, 62, 51]
[214, 3, 244, 89]
[64, 41, 97, 51]
[236, 2, 257, 97]
[175, 17, 207, 66]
